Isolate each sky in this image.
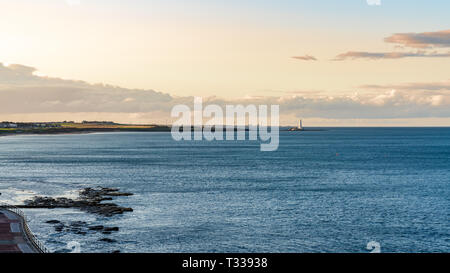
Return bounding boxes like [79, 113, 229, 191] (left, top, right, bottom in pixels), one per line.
[0, 0, 450, 126]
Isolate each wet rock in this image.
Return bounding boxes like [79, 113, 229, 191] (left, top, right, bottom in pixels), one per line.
[21, 187, 133, 217]
[104, 227, 119, 232]
[88, 225, 104, 231]
[48, 220, 120, 238]
[46, 220, 61, 224]
[99, 238, 117, 243]
[80, 187, 133, 199]
[54, 224, 65, 232]
[104, 192, 133, 197]
[70, 221, 87, 227]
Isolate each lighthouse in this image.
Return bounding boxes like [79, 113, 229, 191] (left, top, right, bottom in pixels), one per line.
[288, 119, 304, 131]
[298, 119, 303, 130]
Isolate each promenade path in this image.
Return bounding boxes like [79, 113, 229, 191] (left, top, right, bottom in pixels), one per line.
[0, 209, 38, 253]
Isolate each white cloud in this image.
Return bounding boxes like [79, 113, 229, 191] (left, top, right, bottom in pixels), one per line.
[65, 0, 81, 7]
[0, 63, 449, 123]
[366, 0, 381, 6]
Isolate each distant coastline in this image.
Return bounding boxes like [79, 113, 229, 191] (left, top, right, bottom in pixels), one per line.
[0, 121, 171, 137]
[6, 122, 447, 138]
[0, 121, 327, 137]
[0, 127, 173, 137]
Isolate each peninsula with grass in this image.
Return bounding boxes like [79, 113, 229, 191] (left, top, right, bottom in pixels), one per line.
[0, 121, 171, 136]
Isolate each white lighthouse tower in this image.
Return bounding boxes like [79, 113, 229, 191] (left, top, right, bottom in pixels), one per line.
[289, 119, 304, 131]
[298, 119, 303, 130]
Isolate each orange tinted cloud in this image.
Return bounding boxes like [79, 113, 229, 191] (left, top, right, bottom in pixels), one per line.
[292, 55, 317, 61]
[333, 51, 450, 60]
[360, 80, 450, 91]
[384, 29, 450, 48]
[1, 63, 450, 121]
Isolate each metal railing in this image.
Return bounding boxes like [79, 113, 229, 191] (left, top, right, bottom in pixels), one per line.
[0, 201, 51, 253]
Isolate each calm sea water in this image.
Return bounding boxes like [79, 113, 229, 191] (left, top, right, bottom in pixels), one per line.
[0, 128, 449, 253]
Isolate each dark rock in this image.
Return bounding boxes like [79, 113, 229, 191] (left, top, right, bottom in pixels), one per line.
[46, 220, 61, 224]
[21, 187, 133, 217]
[54, 224, 65, 232]
[70, 221, 87, 227]
[99, 238, 117, 243]
[88, 225, 104, 231]
[104, 192, 133, 197]
[103, 227, 119, 232]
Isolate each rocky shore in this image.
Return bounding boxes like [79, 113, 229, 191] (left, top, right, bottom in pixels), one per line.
[19, 187, 134, 217]
[46, 220, 119, 234]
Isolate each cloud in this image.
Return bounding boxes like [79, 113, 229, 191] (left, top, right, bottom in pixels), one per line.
[366, 0, 381, 6]
[333, 51, 450, 60]
[385, 30, 450, 49]
[292, 55, 317, 61]
[65, 0, 81, 6]
[0, 63, 175, 114]
[335, 29, 450, 61]
[1, 63, 450, 122]
[360, 80, 450, 91]
[222, 90, 450, 119]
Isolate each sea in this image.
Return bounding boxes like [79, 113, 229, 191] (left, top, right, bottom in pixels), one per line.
[0, 128, 449, 253]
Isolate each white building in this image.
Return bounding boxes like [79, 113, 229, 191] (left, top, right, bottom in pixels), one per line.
[0, 122, 17, 128]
